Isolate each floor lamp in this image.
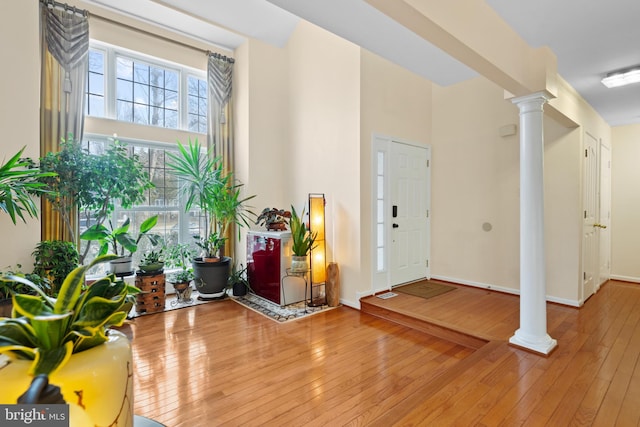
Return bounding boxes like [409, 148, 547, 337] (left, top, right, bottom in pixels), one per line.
[308, 193, 326, 306]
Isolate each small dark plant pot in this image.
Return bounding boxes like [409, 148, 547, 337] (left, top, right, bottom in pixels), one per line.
[232, 282, 248, 297]
[0, 298, 12, 317]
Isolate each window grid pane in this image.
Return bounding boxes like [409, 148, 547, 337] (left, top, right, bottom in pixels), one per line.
[187, 76, 207, 133]
[86, 49, 105, 117]
[86, 45, 205, 131]
[115, 55, 179, 129]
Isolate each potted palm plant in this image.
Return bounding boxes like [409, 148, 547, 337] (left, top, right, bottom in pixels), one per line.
[0, 255, 138, 425]
[167, 139, 255, 299]
[289, 205, 316, 273]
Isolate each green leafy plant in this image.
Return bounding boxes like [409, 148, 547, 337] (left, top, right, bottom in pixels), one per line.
[0, 146, 55, 224]
[138, 249, 165, 273]
[194, 231, 226, 259]
[290, 205, 317, 256]
[164, 243, 196, 283]
[167, 138, 255, 258]
[80, 215, 160, 257]
[32, 240, 79, 296]
[0, 255, 139, 376]
[0, 267, 51, 301]
[40, 138, 153, 262]
[228, 262, 250, 292]
[140, 249, 163, 265]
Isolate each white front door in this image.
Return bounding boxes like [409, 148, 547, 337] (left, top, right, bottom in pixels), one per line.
[599, 143, 611, 287]
[582, 133, 599, 302]
[390, 141, 429, 286]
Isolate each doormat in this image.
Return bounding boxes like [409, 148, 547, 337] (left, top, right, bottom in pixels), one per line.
[395, 280, 456, 300]
[231, 292, 337, 323]
[129, 290, 226, 318]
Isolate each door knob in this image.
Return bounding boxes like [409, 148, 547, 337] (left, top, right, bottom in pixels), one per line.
[392, 223, 399, 228]
[593, 223, 607, 229]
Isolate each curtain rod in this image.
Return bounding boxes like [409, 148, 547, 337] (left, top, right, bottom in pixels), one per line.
[208, 51, 235, 64]
[91, 13, 233, 59]
[41, 0, 88, 17]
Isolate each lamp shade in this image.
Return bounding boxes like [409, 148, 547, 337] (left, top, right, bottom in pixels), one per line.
[309, 194, 326, 285]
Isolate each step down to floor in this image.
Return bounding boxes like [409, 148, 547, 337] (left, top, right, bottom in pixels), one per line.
[360, 297, 489, 350]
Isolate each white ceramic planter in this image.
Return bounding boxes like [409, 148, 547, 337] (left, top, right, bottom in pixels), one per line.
[0, 330, 133, 427]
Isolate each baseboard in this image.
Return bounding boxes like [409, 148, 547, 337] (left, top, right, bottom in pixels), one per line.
[430, 275, 581, 307]
[610, 275, 640, 283]
[341, 297, 361, 310]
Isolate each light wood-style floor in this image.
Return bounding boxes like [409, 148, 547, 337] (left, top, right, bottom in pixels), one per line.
[126, 279, 640, 426]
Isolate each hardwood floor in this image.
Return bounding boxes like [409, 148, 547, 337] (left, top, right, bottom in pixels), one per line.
[127, 280, 640, 426]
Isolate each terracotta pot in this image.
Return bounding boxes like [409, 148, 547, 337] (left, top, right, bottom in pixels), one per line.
[0, 330, 133, 427]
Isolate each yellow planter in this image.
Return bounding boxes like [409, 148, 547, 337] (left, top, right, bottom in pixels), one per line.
[0, 330, 133, 427]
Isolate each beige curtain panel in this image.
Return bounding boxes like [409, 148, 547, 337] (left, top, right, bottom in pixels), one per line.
[39, 0, 89, 242]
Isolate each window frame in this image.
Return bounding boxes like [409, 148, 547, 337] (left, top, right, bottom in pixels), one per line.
[87, 41, 207, 132]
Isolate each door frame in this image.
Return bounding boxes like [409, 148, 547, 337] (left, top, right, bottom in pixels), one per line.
[598, 141, 611, 288]
[370, 133, 431, 294]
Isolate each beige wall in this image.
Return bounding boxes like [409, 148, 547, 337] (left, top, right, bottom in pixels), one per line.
[611, 124, 640, 281]
[431, 77, 583, 304]
[233, 38, 290, 263]
[286, 21, 362, 306]
[0, 0, 41, 270]
[359, 50, 433, 297]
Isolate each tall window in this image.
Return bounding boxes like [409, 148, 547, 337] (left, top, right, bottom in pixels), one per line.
[80, 137, 205, 268]
[82, 41, 210, 270]
[85, 43, 207, 132]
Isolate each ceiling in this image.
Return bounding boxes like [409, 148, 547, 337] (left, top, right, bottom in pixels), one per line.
[85, 0, 640, 127]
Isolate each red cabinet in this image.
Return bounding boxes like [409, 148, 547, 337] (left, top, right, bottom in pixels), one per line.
[247, 231, 305, 305]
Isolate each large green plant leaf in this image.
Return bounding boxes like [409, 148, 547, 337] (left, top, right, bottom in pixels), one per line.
[54, 255, 118, 314]
[139, 215, 158, 234]
[12, 294, 54, 318]
[0, 146, 55, 224]
[0, 255, 133, 376]
[0, 319, 38, 349]
[31, 342, 73, 376]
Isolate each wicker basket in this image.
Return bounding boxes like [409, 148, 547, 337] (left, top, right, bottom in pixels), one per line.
[135, 271, 166, 314]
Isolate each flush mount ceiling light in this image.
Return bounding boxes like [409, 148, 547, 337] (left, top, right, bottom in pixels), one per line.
[601, 67, 640, 88]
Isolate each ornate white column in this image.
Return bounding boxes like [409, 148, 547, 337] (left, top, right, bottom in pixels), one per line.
[509, 92, 557, 355]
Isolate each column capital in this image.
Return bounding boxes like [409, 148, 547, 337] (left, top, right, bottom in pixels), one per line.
[511, 91, 553, 109]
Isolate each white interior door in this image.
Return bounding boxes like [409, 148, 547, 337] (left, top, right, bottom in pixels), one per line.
[599, 143, 611, 287]
[582, 133, 599, 302]
[390, 141, 429, 286]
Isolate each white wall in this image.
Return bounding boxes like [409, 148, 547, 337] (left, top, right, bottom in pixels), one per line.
[0, 0, 41, 270]
[611, 124, 640, 281]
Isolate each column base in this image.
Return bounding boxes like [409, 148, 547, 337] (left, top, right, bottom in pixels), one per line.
[509, 329, 557, 356]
